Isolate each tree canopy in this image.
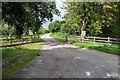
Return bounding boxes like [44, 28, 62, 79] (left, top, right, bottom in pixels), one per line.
[62, 2, 120, 38]
[2, 2, 60, 38]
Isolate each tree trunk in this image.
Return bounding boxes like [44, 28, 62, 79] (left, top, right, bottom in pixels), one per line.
[65, 35, 68, 42]
[16, 25, 23, 39]
[81, 18, 86, 38]
[81, 3, 87, 38]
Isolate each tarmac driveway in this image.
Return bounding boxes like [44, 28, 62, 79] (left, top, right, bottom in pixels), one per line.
[11, 33, 119, 78]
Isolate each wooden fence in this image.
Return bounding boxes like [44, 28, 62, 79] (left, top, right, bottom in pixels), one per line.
[1, 35, 119, 47]
[0, 36, 40, 47]
[68, 35, 119, 45]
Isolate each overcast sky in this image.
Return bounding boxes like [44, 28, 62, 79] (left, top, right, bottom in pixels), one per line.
[42, 0, 66, 29]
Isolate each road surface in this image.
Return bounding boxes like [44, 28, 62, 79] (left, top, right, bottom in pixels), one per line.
[11, 33, 119, 78]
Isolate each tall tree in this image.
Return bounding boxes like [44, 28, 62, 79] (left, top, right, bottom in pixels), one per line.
[2, 2, 60, 38]
[63, 2, 120, 38]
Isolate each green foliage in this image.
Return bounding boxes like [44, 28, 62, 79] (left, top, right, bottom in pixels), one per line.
[48, 21, 62, 33]
[45, 30, 50, 33]
[63, 2, 120, 37]
[37, 28, 46, 34]
[35, 28, 49, 39]
[2, 2, 60, 38]
[0, 25, 15, 39]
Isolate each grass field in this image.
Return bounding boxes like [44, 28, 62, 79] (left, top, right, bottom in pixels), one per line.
[50, 33, 66, 42]
[50, 33, 119, 55]
[2, 42, 43, 78]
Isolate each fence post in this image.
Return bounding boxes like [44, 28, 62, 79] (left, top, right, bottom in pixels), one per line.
[108, 37, 110, 44]
[30, 35, 32, 42]
[25, 38, 27, 43]
[22, 38, 23, 43]
[82, 38, 84, 43]
[10, 36, 12, 45]
[94, 36, 95, 44]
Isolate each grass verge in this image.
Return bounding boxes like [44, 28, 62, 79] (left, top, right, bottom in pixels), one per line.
[73, 42, 119, 55]
[50, 33, 119, 55]
[50, 33, 66, 42]
[2, 42, 43, 78]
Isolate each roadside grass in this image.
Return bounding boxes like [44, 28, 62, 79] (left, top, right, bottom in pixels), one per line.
[2, 42, 43, 78]
[73, 42, 119, 55]
[50, 33, 66, 42]
[50, 33, 119, 55]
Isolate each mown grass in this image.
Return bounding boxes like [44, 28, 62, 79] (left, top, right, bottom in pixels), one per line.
[50, 33, 66, 42]
[2, 42, 43, 78]
[73, 42, 119, 55]
[50, 33, 119, 55]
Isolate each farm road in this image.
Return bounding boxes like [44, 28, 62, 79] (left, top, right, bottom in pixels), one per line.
[11, 33, 119, 78]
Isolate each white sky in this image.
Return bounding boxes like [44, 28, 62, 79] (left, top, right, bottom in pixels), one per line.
[42, 0, 66, 29]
